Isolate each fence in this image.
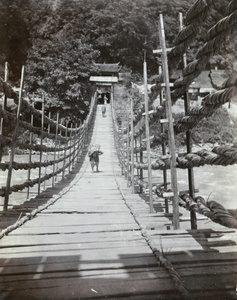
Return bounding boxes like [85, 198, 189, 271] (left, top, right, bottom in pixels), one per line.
[0, 65, 97, 211]
[112, 0, 237, 230]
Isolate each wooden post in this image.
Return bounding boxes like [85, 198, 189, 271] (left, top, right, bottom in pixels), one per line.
[27, 95, 35, 199]
[126, 116, 130, 187]
[77, 120, 82, 162]
[52, 113, 59, 187]
[130, 98, 135, 193]
[179, 12, 197, 229]
[55, 118, 63, 183]
[0, 62, 9, 162]
[158, 14, 180, 229]
[62, 122, 69, 179]
[38, 98, 45, 195]
[4, 66, 25, 211]
[159, 71, 169, 213]
[73, 124, 77, 167]
[139, 134, 144, 194]
[144, 49, 153, 213]
[68, 123, 73, 173]
[43, 111, 51, 190]
[120, 129, 124, 175]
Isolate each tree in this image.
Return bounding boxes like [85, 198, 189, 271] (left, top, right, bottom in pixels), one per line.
[0, 0, 31, 81]
[25, 37, 99, 122]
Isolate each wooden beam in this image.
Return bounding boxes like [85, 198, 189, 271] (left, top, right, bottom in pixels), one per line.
[153, 47, 173, 54]
[160, 118, 174, 124]
[163, 192, 174, 198]
[142, 110, 154, 116]
[161, 83, 174, 87]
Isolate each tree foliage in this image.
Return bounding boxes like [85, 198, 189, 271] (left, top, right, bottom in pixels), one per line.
[0, 0, 235, 122]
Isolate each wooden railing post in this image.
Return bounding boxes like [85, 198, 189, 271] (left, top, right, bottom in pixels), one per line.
[38, 97, 45, 195]
[52, 112, 59, 187]
[4, 65, 25, 211]
[77, 121, 82, 162]
[62, 122, 69, 179]
[0, 62, 9, 163]
[68, 123, 73, 173]
[73, 124, 78, 167]
[159, 79, 169, 213]
[126, 116, 130, 187]
[158, 14, 180, 229]
[130, 98, 135, 193]
[180, 12, 197, 230]
[27, 95, 35, 199]
[43, 111, 51, 190]
[121, 128, 125, 175]
[55, 118, 63, 183]
[139, 134, 144, 194]
[144, 50, 153, 213]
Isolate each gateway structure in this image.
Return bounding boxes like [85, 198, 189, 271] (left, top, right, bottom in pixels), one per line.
[89, 63, 121, 104]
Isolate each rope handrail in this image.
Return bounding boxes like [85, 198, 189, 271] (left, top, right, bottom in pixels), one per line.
[0, 81, 97, 209]
[179, 194, 237, 229]
[0, 78, 85, 134]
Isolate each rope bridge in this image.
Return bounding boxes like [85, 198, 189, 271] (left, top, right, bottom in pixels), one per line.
[0, 0, 236, 231]
[0, 70, 97, 211]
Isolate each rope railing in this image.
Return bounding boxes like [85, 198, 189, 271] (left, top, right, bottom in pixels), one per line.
[0, 68, 97, 211]
[179, 194, 237, 229]
[111, 0, 237, 232]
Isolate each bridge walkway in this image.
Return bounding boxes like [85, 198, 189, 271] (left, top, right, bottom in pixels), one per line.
[0, 105, 180, 300]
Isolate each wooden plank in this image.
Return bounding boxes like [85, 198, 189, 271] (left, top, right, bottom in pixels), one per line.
[153, 47, 173, 54]
[0, 276, 177, 300]
[8, 223, 140, 235]
[0, 267, 170, 283]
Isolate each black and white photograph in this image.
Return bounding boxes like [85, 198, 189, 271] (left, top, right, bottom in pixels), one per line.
[0, 0, 237, 299]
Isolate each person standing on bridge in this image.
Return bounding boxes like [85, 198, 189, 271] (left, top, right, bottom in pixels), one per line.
[102, 98, 107, 117]
[88, 144, 103, 172]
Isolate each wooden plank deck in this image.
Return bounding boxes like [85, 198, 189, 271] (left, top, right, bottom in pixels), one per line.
[0, 104, 237, 299]
[0, 105, 180, 300]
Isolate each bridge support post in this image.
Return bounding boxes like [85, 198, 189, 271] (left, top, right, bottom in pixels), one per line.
[52, 112, 59, 187]
[0, 62, 9, 163]
[126, 115, 130, 187]
[179, 12, 197, 230]
[4, 66, 25, 211]
[139, 135, 143, 194]
[158, 14, 180, 229]
[143, 50, 153, 213]
[130, 98, 135, 193]
[62, 122, 69, 179]
[38, 97, 45, 195]
[27, 95, 35, 199]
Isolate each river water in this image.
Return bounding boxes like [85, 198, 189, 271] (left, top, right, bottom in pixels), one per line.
[177, 165, 237, 210]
